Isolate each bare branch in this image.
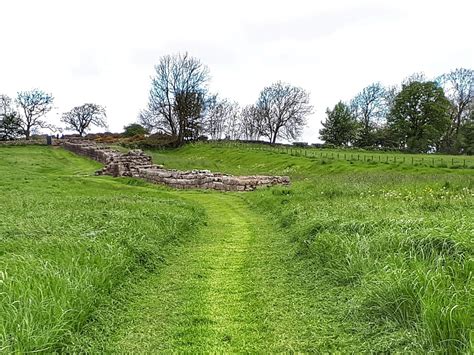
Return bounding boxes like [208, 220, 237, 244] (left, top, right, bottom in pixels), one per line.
[61, 103, 107, 136]
[145, 52, 210, 143]
[15, 89, 54, 139]
[255, 82, 313, 143]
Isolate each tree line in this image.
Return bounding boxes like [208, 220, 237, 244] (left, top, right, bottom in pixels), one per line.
[2, 53, 472, 155]
[320, 69, 474, 153]
[1, 53, 313, 145]
[0, 90, 107, 140]
[139, 52, 313, 145]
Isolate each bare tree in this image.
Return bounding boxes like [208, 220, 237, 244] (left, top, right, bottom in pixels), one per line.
[255, 82, 313, 144]
[204, 96, 239, 140]
[205, 95, 225, 139]
[439, 68, 473, 137]
[223, 101, 241, 140]
[138, 108, 161, 134]
[61, 103, 107, 136]
[402, 72, 427, 86]
[0, 95, 12, 116]
[143, 52, 210, 144]
[15, 89, 54, 139]
[240, 105, 261, 140]
[204, 95, 225, 139]
[384, 85, 399, 111]
[350, 82, 387, 147]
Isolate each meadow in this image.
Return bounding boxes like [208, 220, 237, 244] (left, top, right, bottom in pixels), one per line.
[0, 143, 472, 352]
[152, 140, 474, 169]
[149, 142, 474, 353]
[0, 146, 203, 352]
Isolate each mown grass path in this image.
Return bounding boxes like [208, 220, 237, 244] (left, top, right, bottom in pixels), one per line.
[89, 190, 359, 352]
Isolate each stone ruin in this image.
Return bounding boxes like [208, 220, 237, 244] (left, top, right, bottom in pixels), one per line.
[63, 141, 290, 191]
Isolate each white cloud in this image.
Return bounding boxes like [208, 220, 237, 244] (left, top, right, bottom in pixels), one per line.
[0, 0, 472, 141]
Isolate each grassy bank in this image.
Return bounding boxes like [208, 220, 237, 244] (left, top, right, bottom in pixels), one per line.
[0, 146, 204, 352]
[151, 142, 474, 353]
[146, 141, 474, 178]
[147, 141, 474, 170]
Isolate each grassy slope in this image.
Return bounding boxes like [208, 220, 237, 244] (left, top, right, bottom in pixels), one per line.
[0, 146, 203, 352]
[147, 142, 474, 178]
[146, 141, 474, 171]
[149, 143, 474, 353]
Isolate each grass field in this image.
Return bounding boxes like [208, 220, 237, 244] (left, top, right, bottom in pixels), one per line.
[154, 141, 474, 169]
[0, 146, 203, 352]
[149, 143, 474, 353]
[1, 143, 473, 352]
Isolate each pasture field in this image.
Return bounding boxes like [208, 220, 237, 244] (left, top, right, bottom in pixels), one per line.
[153, 140, 474, 169]
[0, 146, 203, 352]
[147, 141, 474, 176]
[0, 143, 473, 353]
[150, 142, 474, 353]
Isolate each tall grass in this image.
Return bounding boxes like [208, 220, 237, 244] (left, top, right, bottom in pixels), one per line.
[0, 147, 204, 352]
[154, 143, 474, 352]
[247, 177, 473, 352]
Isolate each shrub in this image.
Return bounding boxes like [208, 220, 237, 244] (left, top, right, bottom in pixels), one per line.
[123, 123, 149, 137]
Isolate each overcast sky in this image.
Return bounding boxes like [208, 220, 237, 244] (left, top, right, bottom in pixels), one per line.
[0, 0, 473, 142]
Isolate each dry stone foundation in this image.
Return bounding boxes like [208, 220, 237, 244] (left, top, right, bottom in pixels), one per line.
[63, 141, 290, 191]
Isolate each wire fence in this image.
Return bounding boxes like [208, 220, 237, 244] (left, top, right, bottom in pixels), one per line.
[200, 141, 474, 169]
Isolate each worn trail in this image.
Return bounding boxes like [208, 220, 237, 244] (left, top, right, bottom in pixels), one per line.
[81, 190, 356, 352]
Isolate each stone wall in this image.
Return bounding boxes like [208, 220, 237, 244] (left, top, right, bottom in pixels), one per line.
[138, 168, 289, 191]
[63, 141, 290, 191]
[63, 141, 120, 164]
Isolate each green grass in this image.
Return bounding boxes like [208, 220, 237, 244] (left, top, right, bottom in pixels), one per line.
[0, 146, 204, 352]
[146, 142, 474, 178]
[67, 191, 378, 352]
[152, 141, 474, 169]
[149, 142, 474, 353]
[1, 143, 473, 352]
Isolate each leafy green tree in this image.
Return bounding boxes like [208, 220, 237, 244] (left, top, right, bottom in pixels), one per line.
[319, 101, 357, 146]
[373, 124, 399, 149]
[456, 110, 474, 154]
[458, 122, 474, 154]
[0, 95, 21, 140]
[0, 112, 22, 140]
[123, 123, 149, 137]
[388, 81, 451, 152]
